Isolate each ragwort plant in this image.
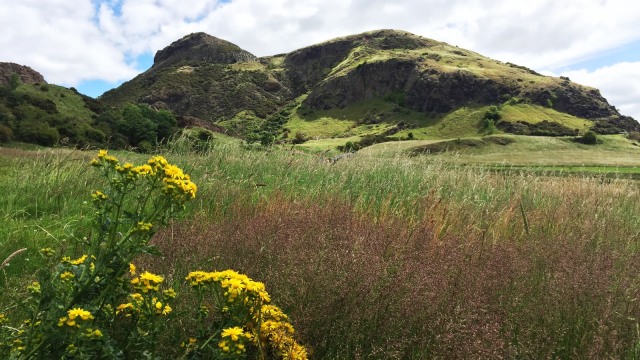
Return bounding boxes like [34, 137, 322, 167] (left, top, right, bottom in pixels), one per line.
[0, 150, 306, 360]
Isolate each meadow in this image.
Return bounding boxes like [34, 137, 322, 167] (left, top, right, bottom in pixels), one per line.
[2, 135, 640, 358]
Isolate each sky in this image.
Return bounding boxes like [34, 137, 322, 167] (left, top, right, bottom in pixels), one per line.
[1, 0, 639, 119]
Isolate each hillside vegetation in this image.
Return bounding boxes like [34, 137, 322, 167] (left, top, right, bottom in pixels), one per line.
[0, 76, 179, 150]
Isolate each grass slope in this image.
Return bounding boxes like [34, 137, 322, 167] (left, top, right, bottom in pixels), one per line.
[15, 84, 95, 120]
[288, 98, 603, 152]
[361, 134, 640, 169]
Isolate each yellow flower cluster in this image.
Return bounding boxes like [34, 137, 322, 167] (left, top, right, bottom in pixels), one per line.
[134, 222, 153, 232]
[155, 300, 172, 316]
[185, 270, 307, 359]
[90, 150, 197, 202]
[58, 308, 94, 327]
[91, 190, 108, 202]
[62, 255, 88, 265]
[185, 270, 270, 303]
[163, 288, 177, 299]
[115, 162, 134, 173]
[0, 313, 6, 324]
[255, 304, 307, 360]
[116, 295, 172, 317]
[90, 149, 118, 166]
[27, 281, 40, 295]
[131, 271, 164, 293]
[60, 271, 75, 281]
[39, 247, 55, 257]
[115, 302, 134, 316]
[219, 326, 253, 354]
[84, 328, 103, 339]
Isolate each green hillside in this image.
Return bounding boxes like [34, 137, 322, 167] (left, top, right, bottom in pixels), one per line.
[99, 30, 639, 152]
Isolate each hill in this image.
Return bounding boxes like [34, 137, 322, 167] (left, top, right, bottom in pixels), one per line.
[0, 63, 178, 149]
[101, 30, 639, 149]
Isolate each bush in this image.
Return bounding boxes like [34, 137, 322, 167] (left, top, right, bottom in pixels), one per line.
[579, 130, 598, 145]
[292, 131, 308, 144]
[17, 120, 60, 146]
[0, 124, 13, 142]
[627, 132, 640, 141]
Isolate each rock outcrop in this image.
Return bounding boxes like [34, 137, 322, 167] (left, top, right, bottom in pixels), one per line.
[0, 62, 46, 86]
[152, 32, 258, 69]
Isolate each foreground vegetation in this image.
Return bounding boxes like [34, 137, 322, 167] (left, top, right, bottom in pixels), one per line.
[2, 137, 640, 358]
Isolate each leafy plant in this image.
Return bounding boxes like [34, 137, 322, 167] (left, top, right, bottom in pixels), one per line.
[0, 151, 306, 359]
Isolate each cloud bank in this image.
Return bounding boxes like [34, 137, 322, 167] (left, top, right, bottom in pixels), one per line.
[0, 0, 638, 118]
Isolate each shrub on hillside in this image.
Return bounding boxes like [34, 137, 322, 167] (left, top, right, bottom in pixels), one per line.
[577, 130, 598, 145]
[0, 124, 13, 142]
[17, 119, 60, 146]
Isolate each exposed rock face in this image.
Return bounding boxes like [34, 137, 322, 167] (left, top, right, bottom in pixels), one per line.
[284, 30, 437, 95]
[0, 62, 46, 86]
[153, 32, 258, 69]
[305, 59, 416, 109]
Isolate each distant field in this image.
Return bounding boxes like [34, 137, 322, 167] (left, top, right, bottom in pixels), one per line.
[358, 134, 640, 169]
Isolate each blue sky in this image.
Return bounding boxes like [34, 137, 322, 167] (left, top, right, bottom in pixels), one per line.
[1, 0, 639, 119]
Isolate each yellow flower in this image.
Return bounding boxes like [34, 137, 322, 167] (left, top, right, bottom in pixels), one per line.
[221, 326, 245, 342]
[163, 288, 176, 299]
[162, 304, 172, 316]
[116, 303, 134, 315]
[163, 164, 185, 179]
[39, 247, 55, 257]
[129, 263, 136, 275]
[115, 162, 134, 173]
[104, 155, 118, 164]
[27, 281, 40, 294]
[97, 149, 108, 158]
[68, 307, 94, 321]
[218, 340, 230, 353]
[86, 329, 103, 338]
[135, 222, 153, 232]
[148, 156, 168, 168]
[60, 271, 75, 281]
[64, 255, 88, 265]
[132, 164, 154, 175]
[132, 271, 164, 293]
[0, 313, 7, 324]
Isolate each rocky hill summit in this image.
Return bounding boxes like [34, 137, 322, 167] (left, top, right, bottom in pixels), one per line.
[0, 62, 46, 86]
[152, 32, 258, 70]
[101, 29, 639, 140]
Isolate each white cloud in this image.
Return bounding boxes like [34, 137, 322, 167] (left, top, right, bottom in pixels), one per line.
[0, 0, 137, 85]
[562, 62, 640, 120]
[0, 0, 639, 117]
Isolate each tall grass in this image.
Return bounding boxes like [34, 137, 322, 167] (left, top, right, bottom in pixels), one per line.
[2, 142, 640, 358]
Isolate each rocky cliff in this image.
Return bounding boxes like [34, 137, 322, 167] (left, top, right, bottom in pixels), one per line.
[153, 32, 258, 69]
[0, 62, 46, 86]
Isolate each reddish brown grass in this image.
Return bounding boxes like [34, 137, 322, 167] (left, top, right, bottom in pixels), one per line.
[142, 194, 640, 359]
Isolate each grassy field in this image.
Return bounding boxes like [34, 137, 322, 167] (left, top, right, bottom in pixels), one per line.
[2, 138, 640, 358]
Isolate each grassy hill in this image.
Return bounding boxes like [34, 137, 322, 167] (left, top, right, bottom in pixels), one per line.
[101, 30, 639, 152]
